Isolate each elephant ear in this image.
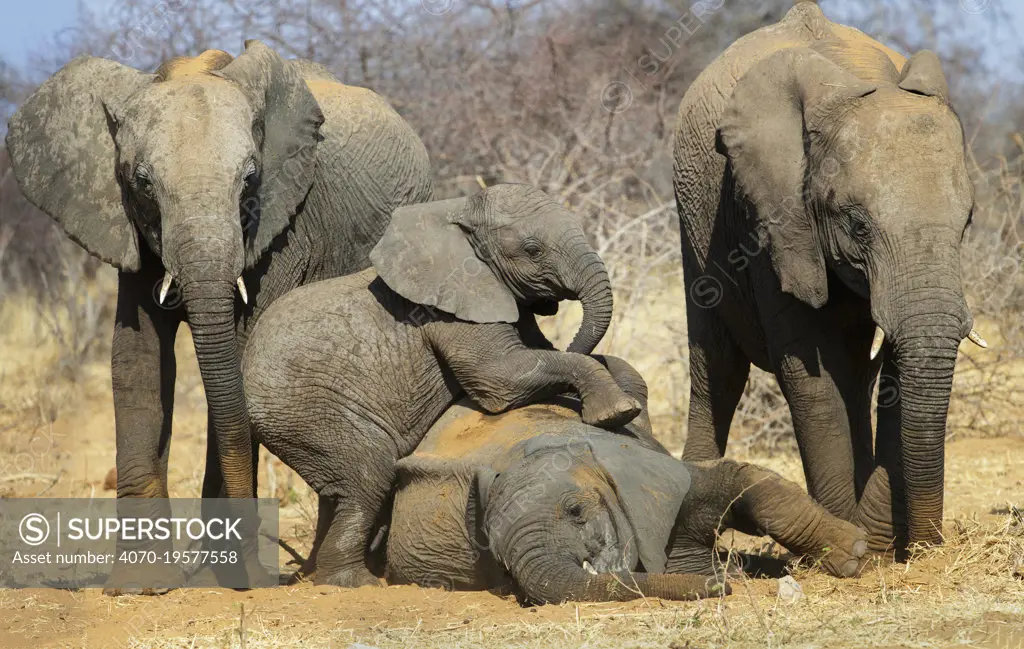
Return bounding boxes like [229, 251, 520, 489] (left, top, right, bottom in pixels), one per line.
[475, 466, 499, 513]
[217, 40, 325, 267]
[370, 197, 520, 323]
[898, 50, 949, 102]
[5, 56, 151, 271]
[716, 47, 877, 308]
[585, 434, 691, 574]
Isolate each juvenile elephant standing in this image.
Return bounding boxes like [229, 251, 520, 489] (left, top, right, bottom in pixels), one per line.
[5, 43, 431, 508]
[387, 391, 867, 605]
[672, 1, 984, 552]
[243, 185, 640, 586]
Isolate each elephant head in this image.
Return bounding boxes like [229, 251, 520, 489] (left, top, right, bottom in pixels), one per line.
[5, 41, 323, 497]
[716, 46, 979, 544]
[370, 184, 612, 353]
[475, 433, 725, 603]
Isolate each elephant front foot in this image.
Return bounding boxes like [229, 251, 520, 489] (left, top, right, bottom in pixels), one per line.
[815, 524, 869, 578]
[103, 560, 182, 597]
[581, 394, 641, 429]
[851, 466, 903, 557]
[287, 553, 318, 585]
[313, 564, 381, 588]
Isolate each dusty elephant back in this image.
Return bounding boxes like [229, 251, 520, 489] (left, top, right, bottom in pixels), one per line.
[239, 62, 433, 325]
[413, 398, 585, 466]
[300, 72, 433, 275]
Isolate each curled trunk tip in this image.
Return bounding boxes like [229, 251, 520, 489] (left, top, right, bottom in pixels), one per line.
[566, 255, 613, 355]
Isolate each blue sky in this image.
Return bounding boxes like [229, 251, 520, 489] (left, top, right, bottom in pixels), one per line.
[2, 0, 1023, 70]
[1, 0, 94, 66]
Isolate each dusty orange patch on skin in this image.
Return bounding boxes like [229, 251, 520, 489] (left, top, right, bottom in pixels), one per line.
[418, 402, 579, 461]
[155, 50, 234, 82]
[135, 476, 167, 499]
[569, 464, 606, 491]
[830, 23, 906, 70]
[304, 79, 345, 96]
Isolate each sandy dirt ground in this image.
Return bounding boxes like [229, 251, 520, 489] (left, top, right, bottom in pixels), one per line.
[0, 420, 1021, 648]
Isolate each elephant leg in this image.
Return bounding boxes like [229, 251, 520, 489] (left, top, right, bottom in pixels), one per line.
[285, 495, 337, 584]
[831, 335, 879, 501]
[682, 313, 749, 461]
[853, 347, 904, 554]
[111, 267, 180, 499]
[728, 461, 867, 577]
[201, 420, 224, 498]
[434, 324, 642, 429]
[105, 267, 181, 596]
[775, 355, 859, 520]
[593, 354, 658, 443]
[313, 434, 395, 587]
[315, 490, 388, 587]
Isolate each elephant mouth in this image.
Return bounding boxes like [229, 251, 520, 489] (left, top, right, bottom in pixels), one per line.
[530, 298, 560, 316]
[581, 548, 630, 575]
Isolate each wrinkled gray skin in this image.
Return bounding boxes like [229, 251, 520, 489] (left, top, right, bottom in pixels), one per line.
[388, 383, 867, 605]
[243, 184, 640, 587]
[5, 44, 431, 518]
[673, 2, 978, 553]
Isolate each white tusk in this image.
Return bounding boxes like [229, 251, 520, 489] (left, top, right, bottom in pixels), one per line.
[237, 276, 248, 305]
[869, 325, 885, 360]
[967, 329, 988, 349]
[158, 272, 174, 305]
[582, 560, 598, 576]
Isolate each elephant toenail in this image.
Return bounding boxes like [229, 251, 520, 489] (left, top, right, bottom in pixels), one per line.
[853, 540, 867, 557]
[842, 559, 860, 577]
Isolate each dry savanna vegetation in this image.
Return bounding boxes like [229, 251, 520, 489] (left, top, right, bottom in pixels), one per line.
[0, 0, 1022, 647]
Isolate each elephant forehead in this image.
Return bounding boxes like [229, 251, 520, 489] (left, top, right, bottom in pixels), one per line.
[121, 80, 255, 174]
[828, 94, 970, 212]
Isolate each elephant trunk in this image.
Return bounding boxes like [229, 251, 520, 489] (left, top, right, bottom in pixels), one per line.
[888, 310, 961, 546]
[164, 214, 251, 498]
[872, 251, 969, 547]
[514, 554, 725, 603]
[566, 249, 613, 354]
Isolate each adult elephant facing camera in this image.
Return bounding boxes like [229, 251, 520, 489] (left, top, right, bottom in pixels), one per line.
[673, 1, 984, 553]
[5, 43, 431, 506]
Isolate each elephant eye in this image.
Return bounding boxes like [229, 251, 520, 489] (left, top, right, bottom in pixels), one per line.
[133, 163, 152, 187]
[132, 163, 156, 197]
[523, 240, 543, 260]
[243, 160, 259, 188]
[566, 503, 584, 519]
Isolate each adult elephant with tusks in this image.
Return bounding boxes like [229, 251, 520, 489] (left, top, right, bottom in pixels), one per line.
[673, 0, 985, 555]
[4, 42, 432, 567]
